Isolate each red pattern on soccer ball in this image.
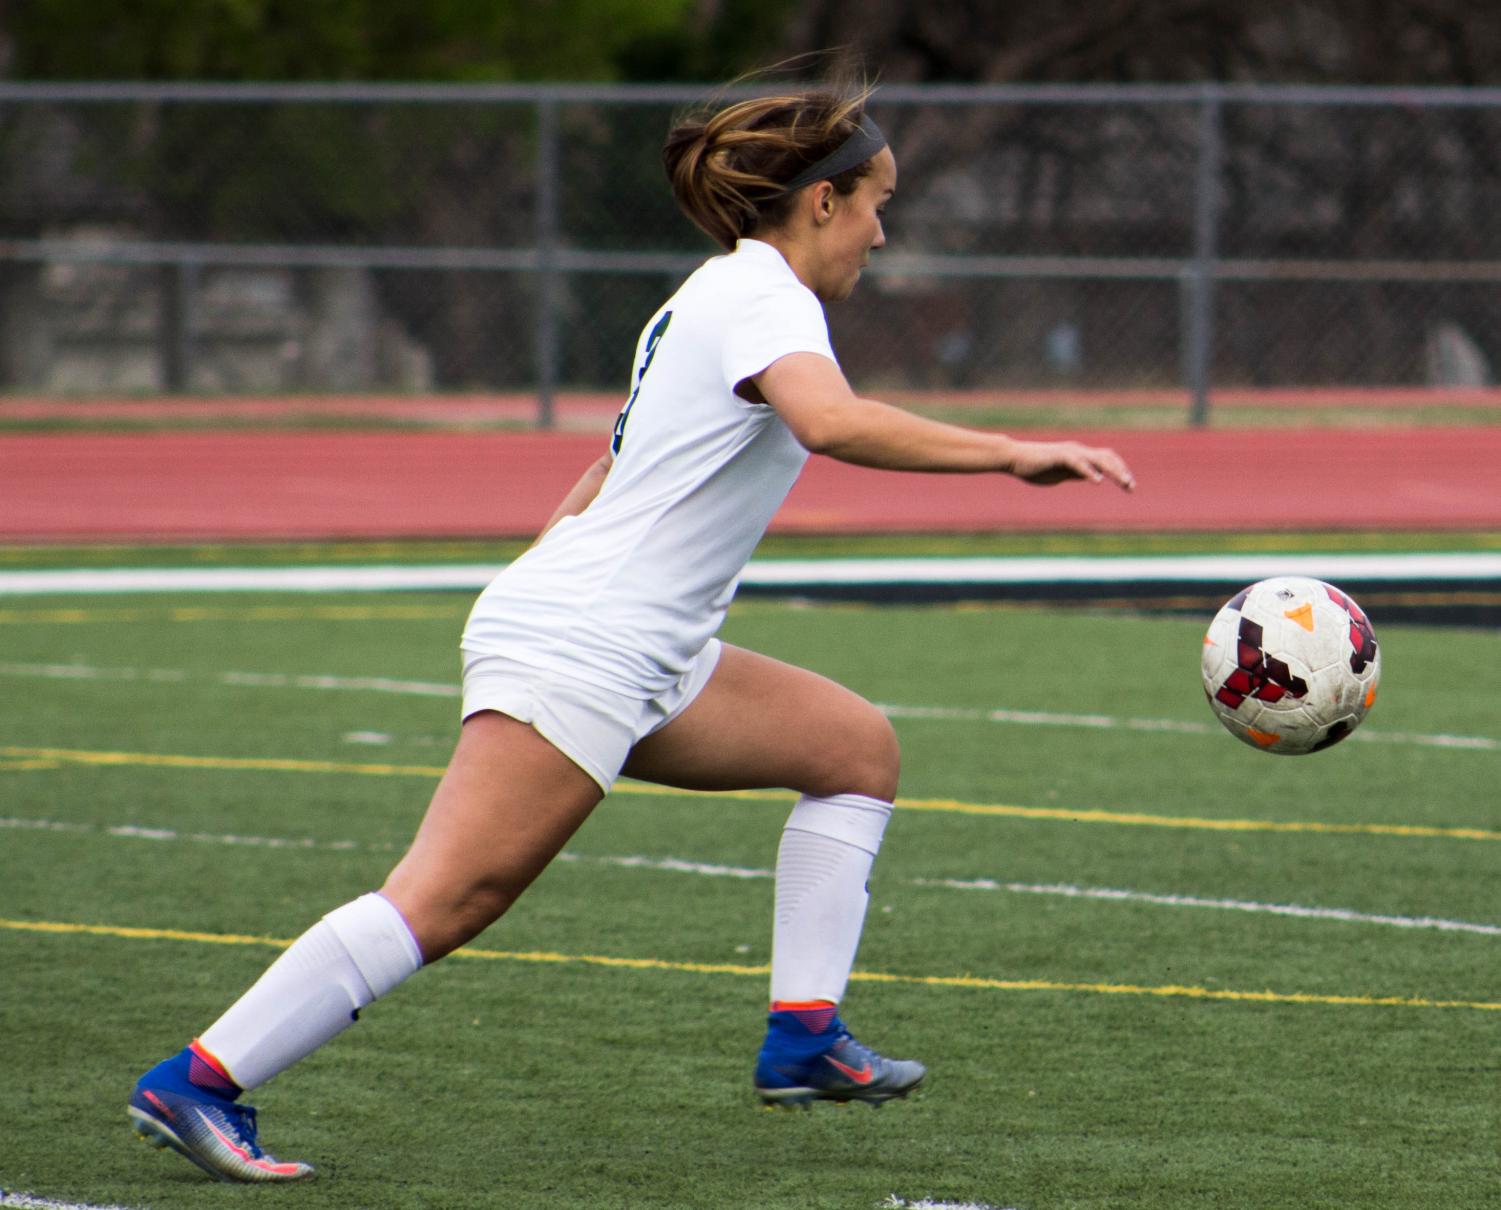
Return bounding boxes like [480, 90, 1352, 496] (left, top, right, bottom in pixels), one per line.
[1322, 585, 1380, 673]
[1213, 617, 1310, 710]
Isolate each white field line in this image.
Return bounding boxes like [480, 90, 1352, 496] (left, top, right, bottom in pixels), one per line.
[0, 1193, 145, 1210]
[876, 702, 1501, 753]
[2, 658, 1497, 755]
[882, 1198, 1017, 1210]
[914, 877, 1501, 936]
[5, 815, 1497, 938]
[0, 661, 459, 698]
[0, 816, 399, 854]
[3, 552, 1501, 596]
[0, 564, 502, 595]
[219, 670, 458, 697]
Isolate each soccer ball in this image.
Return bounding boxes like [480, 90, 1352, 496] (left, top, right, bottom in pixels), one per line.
[1201, 577, 1381, 755]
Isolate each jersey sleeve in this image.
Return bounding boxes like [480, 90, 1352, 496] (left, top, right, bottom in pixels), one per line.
[720, 279, 837, 393]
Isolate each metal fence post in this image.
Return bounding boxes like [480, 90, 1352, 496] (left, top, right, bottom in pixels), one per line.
[161, 261, 198, 393]
[1183, 88, 1223, 427]
[534, 93, 561, 429]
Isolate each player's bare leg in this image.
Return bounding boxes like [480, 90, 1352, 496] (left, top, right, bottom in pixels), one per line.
[381, 710, 605, 959]
[130, 711, 603, 1180]
[622, 643, 898, 799]
[623, 644, 925, 1108]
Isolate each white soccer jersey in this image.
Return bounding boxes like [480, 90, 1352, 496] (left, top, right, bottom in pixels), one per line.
[462, 238, 837, 697]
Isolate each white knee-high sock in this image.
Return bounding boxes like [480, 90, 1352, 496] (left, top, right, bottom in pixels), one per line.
[770, 793, 893, 1006]
[197, 892, 423, 1091]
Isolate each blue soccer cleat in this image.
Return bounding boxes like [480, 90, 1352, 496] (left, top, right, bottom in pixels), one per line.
[128, 1050, 314, 1183]
[754, 1009, 926, 1109]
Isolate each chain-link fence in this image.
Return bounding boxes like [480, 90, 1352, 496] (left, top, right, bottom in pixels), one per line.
[3, 82, 1500, 424]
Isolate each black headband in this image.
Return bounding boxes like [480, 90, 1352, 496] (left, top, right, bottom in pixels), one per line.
[779, 113, 886, 194]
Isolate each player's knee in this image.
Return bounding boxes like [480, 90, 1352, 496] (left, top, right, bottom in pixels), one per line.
[451, 878, 520, 936]
[385, 875, 517, 961]
[808, 706, 900, 801]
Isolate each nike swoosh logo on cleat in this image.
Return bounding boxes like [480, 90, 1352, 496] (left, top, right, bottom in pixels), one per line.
[199, 1112, 302, 1175]
[143, 1091, 176, 1122]
[200, 1110, 257, 1163]
[824, 1055, 875, 1084]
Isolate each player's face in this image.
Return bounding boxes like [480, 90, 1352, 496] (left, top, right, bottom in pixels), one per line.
[814, 147, 897, 303]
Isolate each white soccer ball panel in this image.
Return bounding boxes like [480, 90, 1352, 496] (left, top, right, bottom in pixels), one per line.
[1200, 577, 1380, 755]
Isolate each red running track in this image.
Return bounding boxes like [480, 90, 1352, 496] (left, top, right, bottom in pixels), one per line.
[2, 427, 1499, 542]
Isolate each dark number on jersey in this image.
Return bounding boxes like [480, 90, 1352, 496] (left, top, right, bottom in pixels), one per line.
[611, 310, 673, 455]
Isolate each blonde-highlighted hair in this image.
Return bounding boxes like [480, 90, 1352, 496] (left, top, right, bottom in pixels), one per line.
[663, 83, 878, 251]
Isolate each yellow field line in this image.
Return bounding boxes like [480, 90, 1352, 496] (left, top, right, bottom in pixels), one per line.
[0, 604, 463, 626]
[887, 796, 1501, 841]
[0, 744, 451, 780]
[4, 742, 1498, 843]
[2, 917, 1495, 1012]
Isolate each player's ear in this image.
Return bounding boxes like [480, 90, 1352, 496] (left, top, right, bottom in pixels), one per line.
[811, 181, 837, 225]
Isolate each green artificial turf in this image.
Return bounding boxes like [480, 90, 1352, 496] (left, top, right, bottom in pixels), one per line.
[1, 594, 1496, 1209]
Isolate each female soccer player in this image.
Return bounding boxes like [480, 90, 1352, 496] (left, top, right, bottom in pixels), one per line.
[128, 82, 1135, 1182]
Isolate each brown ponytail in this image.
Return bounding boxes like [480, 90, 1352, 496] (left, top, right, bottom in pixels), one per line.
[663, 85, 878, 251]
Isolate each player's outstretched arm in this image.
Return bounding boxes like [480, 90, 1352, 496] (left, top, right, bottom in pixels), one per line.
[753, 352, 1135, 491]
[535, 452, 613, 542]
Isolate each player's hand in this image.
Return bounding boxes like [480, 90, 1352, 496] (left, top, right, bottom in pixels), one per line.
[1006, 440, 1136, 490]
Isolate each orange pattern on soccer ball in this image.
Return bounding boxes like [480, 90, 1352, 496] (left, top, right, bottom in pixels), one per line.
[1283, 602, 1315, 632]
[1249, 728, 1282, 748]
